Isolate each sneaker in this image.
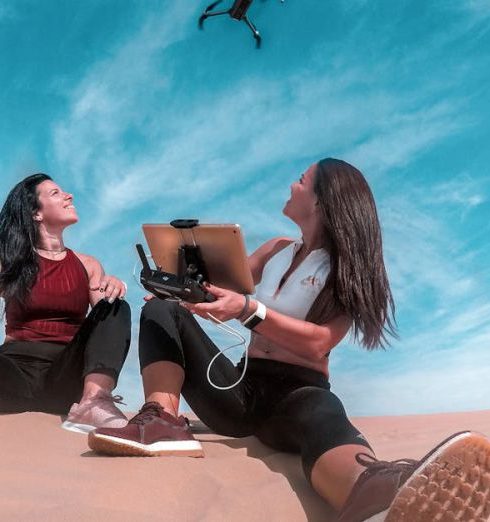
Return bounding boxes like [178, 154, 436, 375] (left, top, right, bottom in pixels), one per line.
[337, 431, 490, 522]
[87, 401, 204, 457]
[61, 391, 128, 434]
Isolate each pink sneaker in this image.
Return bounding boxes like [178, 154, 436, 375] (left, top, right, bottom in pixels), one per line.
[61, 391, 128, 434]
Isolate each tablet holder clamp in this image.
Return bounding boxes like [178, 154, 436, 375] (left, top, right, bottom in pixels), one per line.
[136, 219, 216, 303]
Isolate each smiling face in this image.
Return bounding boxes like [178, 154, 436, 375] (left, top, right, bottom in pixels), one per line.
[33, 180, 78, 229]
[283, 163, 320, 225]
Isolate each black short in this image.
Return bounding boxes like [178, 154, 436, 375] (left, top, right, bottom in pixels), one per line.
[139, 299, 371, 479]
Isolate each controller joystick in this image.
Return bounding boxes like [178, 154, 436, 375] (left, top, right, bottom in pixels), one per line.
[136, 244, 216, 303]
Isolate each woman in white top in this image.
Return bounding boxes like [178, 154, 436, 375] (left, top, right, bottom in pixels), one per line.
[89, 158, 490, 522]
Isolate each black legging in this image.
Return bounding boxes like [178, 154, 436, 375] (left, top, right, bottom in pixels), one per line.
[139, 299, 371, 479]
[0, 299, 131, 415]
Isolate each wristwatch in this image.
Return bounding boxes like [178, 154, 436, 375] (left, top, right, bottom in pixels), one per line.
[241, 300, 267, 330]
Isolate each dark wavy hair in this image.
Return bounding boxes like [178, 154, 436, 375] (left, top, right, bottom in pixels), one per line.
[305, 158, 397, 349]
[0, 173, 51, 304]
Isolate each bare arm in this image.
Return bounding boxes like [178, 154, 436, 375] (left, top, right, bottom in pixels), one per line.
[250, 301, 351, 360]
[247, 237, 294, 285]
[74, 252, 127, 307]
[185, 285, 352, 361]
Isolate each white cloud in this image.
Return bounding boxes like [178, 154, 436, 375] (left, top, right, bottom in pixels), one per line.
[53, 50, 470, 248]
[330, 298, 490, 416]
[464, 0, 490, 20]
[422, 175, 487, 211]
[45, 1, 489, 417]
[335, 350, 490, 416]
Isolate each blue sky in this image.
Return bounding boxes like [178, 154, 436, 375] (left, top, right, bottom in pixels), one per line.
[1, 0, 489, 416]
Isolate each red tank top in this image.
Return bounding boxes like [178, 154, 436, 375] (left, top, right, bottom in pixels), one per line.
[5, 249, 90, 344]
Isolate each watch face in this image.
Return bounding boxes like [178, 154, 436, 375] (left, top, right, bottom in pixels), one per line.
[244, 315, 263, 330]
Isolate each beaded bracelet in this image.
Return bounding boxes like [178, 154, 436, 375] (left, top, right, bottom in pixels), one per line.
[237, 294, 250, 321]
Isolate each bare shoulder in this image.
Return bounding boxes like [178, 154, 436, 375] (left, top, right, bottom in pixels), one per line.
[72, 251, 104, 278]
[248, 237, 294, 284]
[252, 236, 294, 261]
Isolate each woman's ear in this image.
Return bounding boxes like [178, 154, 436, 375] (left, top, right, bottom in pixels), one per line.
[33, 212, 42, 222]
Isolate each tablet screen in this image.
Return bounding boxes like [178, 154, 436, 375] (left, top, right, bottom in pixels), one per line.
[142, 223, 255, 295]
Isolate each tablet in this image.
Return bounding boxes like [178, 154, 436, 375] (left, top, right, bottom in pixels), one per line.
[142, 223, 255, 295]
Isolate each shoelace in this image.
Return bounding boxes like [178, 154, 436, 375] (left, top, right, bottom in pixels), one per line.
[129, 402, 165, 425]
[79, 393, 126, 408]
[103, 394, 126, 406]
[356, 452, 419, 481]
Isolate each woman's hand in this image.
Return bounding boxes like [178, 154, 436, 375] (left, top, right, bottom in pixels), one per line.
[91, 275, 127, 303]
[181, 284, 248, 323]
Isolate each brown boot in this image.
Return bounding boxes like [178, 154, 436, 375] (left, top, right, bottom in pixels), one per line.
[337, 431, 490, 522]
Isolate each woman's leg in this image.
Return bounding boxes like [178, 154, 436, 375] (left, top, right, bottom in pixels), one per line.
[42, 299, 131, 413]
[255, 385, 373, 511]
[254, 384, 459, 520]
[88, 299, 254, 456]
[138, 298, 253, 437]
[310, 445, 373, 511]
[142, 361, 183, 416]
[0, 351, 35, 412]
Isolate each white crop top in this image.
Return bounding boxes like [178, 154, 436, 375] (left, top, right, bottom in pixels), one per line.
[255, 240, 330, 320]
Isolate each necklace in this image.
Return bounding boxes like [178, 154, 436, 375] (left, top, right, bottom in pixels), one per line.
[35, 247, 67, 255]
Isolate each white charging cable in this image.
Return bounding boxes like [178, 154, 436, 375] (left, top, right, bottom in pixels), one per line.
[134, 254, 248, 389]
[205, 312, 249, 390]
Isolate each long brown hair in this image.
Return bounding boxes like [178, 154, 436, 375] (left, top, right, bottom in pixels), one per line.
[305, 158, 397, 349]
[0, 173, 51, 304]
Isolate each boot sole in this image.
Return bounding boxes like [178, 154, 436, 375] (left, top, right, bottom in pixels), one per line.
[385, 432, 490, 522]
[88, 431, 205, 458]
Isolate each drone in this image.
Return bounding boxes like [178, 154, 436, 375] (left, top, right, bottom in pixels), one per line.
[198, 0, 284, 48]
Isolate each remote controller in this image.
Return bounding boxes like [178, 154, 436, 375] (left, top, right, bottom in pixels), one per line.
[136, 244, 216, 303]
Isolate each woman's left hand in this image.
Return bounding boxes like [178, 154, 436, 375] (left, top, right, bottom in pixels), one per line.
[92, 275, 127, 303]
[181, 284, 247, 322]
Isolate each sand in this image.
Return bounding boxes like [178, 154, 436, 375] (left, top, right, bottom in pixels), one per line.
[1, 409, 489, 521]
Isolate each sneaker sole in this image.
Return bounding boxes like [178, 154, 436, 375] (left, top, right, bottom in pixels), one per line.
[384, 432, 490, 522]
[87, 431, 205, 458]
[61, 421, 96, 434]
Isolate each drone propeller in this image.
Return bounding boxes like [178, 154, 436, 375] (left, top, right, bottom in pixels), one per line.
[198, 0, 225, 29]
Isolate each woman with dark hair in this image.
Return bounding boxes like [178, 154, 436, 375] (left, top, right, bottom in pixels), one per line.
[89, 159, 490, 521]
[0, 173, 131, 433]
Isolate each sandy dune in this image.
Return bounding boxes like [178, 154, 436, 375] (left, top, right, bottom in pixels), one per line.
[1, 410, 489, 521]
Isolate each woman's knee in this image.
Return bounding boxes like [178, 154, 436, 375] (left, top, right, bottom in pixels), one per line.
[90, 298, 131, 327]
[141, 298, 180, 323]
[139, 299, 185, 369]
[0, 356, 33, 398]
[115, 298, 131, 318]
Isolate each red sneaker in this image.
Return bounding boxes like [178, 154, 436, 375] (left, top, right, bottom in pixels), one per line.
[88, 402, 204, 457]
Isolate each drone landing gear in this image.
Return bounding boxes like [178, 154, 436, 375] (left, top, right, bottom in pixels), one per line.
[199, 0, 262, 48]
